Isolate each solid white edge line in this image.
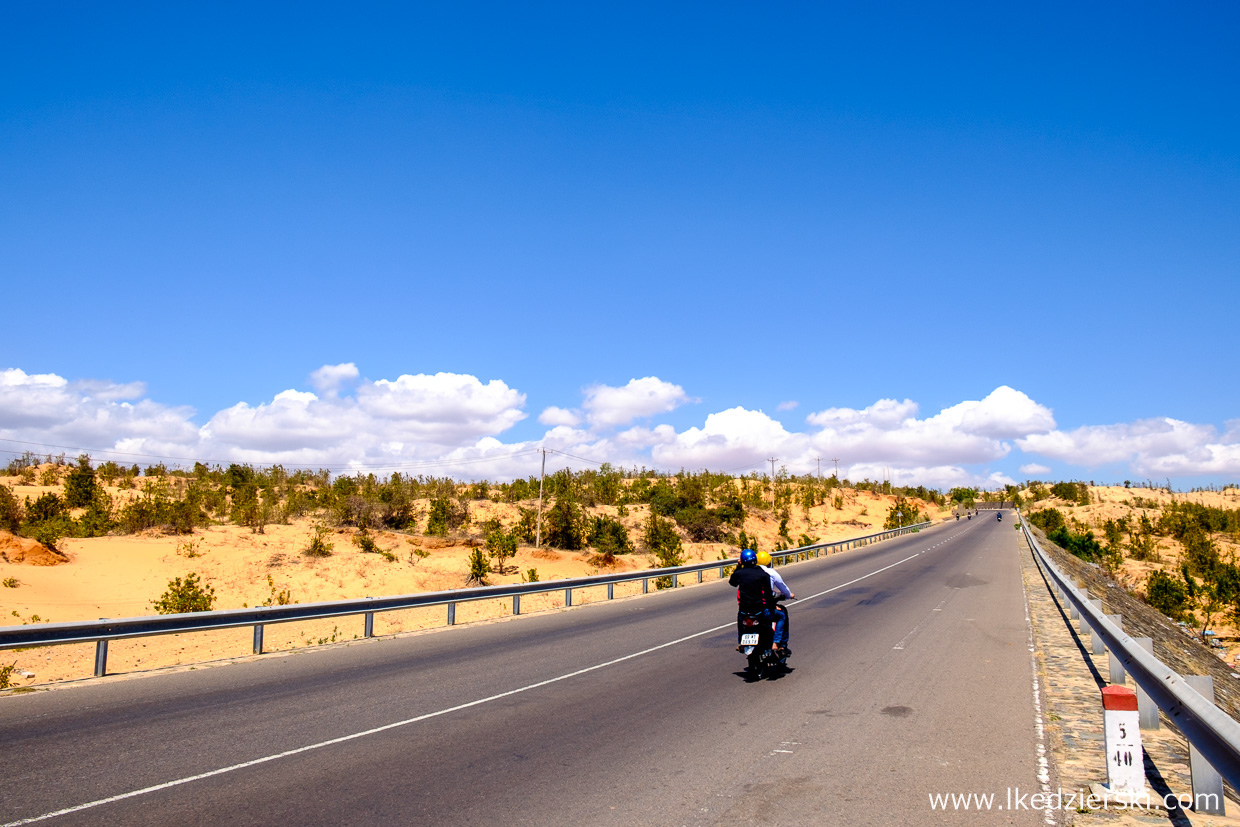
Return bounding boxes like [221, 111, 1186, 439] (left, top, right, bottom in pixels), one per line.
[4, 533, 941, 826]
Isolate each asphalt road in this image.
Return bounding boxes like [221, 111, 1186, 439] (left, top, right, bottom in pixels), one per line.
[1, 515, 1049, 826]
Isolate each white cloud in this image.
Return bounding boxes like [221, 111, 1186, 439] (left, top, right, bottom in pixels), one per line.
[72, 379, 147, 401]
[950, 386, 1055, 439]
[310, 363, 360, 394]
[356, 373, 526, 443]
[652, 407, 810, 470]
[1019, 417, 1240, 477]
[776, 400, 799, 411]
[583, 377, 694, 428]
[0, 365, 528, 472]
[539, 406, 582, 427]
[807, 397, 919, 429]
[802, 387, 1056, 468]
[5, 368, 1235, 485]
[616, 424, 677, 448]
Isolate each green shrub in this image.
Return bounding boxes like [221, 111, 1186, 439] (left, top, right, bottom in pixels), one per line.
[1046, 526, 1105, 562]
[0, 486, 23, 533]
[153, 573, 216, 614]
[587, 515, 633, 563]
[1027, 508, 1066, 534]
[260, 574, 294, 606]
[883, 497, 925, 529]
[303, 524, 334, 558]
[24, 492, 65, 524]
[426, 494, 468, 536]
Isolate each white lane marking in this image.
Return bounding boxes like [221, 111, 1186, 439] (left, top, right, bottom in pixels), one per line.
[3, 542, 942, 826]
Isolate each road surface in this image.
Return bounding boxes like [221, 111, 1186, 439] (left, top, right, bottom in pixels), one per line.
[1, 515, 1050, 825]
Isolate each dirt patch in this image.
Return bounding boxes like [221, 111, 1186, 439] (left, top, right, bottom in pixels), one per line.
[0, 531, 68, 566]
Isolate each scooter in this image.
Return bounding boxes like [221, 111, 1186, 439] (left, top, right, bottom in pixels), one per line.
[737, 600, 789, 679]
[996, 512, 1002, 521]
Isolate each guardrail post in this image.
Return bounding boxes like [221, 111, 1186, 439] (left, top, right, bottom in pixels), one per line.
[94, 639, 108, 677]
[253, 624, 264, 654]
[607, 583, 614, 599]
[697, 570, 703, 583]
[672, 573, 678, 588]
[447, 603, 456, 626]
[642, 578, 648, 594]
[1081, 596, 1098, 635]
[364, 612, 374, 639]
[1106, 615, 1125, 684]
[1089, 600, 1105, 653]
[513, 594, 521, 615]
[1069, 585, 1080, 620]
[1185, 676, 1226, 814]
[1133, 638, 1158, 729]
[565, 588, 572, 607]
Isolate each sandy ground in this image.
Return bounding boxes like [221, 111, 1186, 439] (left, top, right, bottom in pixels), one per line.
[0, 473, 943, 687]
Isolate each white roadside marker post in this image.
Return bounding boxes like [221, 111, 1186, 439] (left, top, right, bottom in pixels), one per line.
[1096, 686, 1148, 806]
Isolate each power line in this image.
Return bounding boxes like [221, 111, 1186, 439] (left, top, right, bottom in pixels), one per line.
[543, 448, 607, 467]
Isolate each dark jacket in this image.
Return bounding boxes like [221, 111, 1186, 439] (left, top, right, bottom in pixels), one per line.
[728, 565, 775, 613]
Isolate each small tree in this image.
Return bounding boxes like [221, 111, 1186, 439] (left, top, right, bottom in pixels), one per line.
[426, 494, 468, 536]
[644, 513, 684, 588]
[153, 573, 216, 614]
[63, 455, 99, 509]
[466, 548, 490, 585]
[543, 495, 587, 550]
[486, 529, 518, 574]
[883, 497, 925, 529]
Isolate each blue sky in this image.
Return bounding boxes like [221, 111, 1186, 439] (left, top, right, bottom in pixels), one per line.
[2, 2, 1238, 488]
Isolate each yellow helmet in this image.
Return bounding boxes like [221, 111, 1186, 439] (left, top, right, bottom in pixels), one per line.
[756, 550, 772, 567]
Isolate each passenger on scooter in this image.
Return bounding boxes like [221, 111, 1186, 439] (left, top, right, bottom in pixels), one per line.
[756, 550, 794, 657]
[729, 549, 776, 647]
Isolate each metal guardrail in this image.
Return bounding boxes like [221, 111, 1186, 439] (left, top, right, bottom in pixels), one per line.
[0, 521, 930, 677]
[1021, 515, 1240, 791]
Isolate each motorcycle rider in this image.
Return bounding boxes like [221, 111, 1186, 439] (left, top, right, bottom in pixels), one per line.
[729, 549, 776, 652]
[756, 550, 793, 657]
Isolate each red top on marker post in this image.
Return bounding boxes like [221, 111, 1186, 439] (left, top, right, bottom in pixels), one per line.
[1101, 685, 1138, 711]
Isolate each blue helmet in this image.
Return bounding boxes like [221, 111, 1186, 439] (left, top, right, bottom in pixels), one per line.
[739, 548, 757, 566]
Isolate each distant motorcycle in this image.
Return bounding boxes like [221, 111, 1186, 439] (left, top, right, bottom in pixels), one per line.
[996, 512, 1002, 521]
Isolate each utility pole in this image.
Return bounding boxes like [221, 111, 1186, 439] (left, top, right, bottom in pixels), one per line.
[535, 448, 546, 548]
[815, 456, 822, 479]
[768, 457, 778, 510]
[831, 457, 840, 479]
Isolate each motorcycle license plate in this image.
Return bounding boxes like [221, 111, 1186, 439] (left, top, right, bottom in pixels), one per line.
[740, 633, 760, 646]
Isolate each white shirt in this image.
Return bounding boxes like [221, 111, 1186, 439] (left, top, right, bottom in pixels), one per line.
[760, 565, 792, 600]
